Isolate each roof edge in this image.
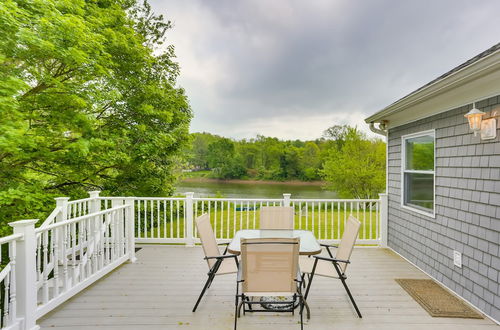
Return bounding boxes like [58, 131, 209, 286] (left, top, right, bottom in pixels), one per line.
[366, 43, 500, 124]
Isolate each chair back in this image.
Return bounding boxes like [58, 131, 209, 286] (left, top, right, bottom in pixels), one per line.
[335, 216, 360, 273]
[260, 206, 294, 229]
[240, 238, 299, 295]
[195, 213, 220, 269]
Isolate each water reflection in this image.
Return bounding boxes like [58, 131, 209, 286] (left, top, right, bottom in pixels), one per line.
[175, 181, 337, 199]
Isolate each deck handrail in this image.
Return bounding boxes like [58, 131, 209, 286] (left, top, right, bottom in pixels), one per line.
[37, 206, 63, 231]
[0, 232, 25, 329]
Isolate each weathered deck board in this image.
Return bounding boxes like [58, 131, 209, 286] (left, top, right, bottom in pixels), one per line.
[39, 246, 497, 330]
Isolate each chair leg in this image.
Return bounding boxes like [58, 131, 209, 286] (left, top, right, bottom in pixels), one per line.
[299, 284, 311, 319]
[304, 258, 318, 301]
[207, 274, 215, 289]
[299, 296, 304, 330]
[234, 295, 239, 329]
[303, 299, 311, 319]
[339, 276, 362, 318]
[192, 272, 215, 312]
[303, 272, 314, 301]
[246, 296, 252, 311]
[330, 261, 362, 318]
[237, 299, 244, 317]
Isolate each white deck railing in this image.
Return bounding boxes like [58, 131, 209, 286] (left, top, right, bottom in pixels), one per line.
[2, 191, 388, 329]
[34, 204, 133, 319]
[0, 233, 23, 329]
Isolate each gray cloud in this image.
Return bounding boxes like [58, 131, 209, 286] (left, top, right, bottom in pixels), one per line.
[150, 0, 500, 139]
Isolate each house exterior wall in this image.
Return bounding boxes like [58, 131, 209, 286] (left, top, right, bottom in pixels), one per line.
[387, 94, 500, 322]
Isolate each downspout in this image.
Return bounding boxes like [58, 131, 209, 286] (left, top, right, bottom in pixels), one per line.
[369, 121, 389, 248]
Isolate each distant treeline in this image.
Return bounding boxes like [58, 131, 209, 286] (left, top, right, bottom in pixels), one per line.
[185, 125, 386, 199]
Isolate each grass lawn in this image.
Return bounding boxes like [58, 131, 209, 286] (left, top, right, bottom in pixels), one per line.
[137, 207, 379, 241]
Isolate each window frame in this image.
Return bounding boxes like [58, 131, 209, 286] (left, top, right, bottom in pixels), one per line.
[400, 129, 436, 218]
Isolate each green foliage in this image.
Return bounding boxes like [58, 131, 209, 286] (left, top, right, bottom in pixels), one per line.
[189, 132, 221, 170]
[206, 138, 246, 179]
[184, 125, 386, 193]
[320, 128, 386, 199]
[0, 0, 191, 233]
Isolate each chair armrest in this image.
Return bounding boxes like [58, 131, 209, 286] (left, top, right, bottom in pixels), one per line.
[320, 243, 337, 258]
[320, 243, 337, 248]
[313, 255, 350, 264]
[204, 254, 238, 260]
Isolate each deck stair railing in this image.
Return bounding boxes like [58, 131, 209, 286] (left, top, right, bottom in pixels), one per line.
[1, 191, 387, 330]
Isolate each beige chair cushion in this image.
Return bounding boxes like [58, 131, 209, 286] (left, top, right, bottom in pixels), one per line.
[335, 216, 360, 273]
[260, 206, 294, 229]
[241, 237, 299, 295]
[214, 257, 238, 275]
[299, 255, 339, 278]
[195, 213, 221, 269]
[196, 213, 237, 275]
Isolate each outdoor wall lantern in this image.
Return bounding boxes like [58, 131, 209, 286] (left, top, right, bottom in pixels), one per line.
[464, 103, 485, 136]
[464, 103, 497, 140]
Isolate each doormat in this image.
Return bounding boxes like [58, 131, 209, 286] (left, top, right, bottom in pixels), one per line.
[395, 279, 483, 319]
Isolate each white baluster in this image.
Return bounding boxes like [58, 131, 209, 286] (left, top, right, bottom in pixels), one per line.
[8, 240, 17, 325]
[42, 231, 49, 304]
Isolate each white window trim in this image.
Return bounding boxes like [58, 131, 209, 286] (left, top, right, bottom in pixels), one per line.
[401, 129, 436, 218]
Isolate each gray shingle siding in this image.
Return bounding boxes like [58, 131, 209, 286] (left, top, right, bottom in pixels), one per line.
[387, 95, 500, 322]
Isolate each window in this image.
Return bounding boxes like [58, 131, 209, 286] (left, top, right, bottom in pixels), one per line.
[402, 130, 435, 216]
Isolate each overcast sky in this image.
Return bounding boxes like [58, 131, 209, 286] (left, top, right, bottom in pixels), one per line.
[150, 0, 500, 140]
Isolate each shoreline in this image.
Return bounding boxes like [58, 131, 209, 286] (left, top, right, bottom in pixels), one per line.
[181, 177, 325, 186]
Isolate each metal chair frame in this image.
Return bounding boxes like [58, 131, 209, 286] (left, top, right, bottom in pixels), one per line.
[302, 240, 362, 318]
[193, 215, 239, 312]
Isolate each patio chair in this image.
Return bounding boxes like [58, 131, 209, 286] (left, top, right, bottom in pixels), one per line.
[234, 237, 306, 330]
[299, 215, 362, 318]
[260, 206, 294, 229]
[192, 213, 239, 312]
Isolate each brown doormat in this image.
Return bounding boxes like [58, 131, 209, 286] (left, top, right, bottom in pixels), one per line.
[395, 279, 483, 319]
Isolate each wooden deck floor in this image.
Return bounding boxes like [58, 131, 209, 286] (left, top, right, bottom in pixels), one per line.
[39, 246, 497, 330]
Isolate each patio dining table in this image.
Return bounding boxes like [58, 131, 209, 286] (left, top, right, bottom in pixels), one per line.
[227, 229, 322, 256]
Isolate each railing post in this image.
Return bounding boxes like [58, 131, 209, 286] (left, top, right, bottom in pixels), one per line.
[54, 197, 69, 222]
[185, 192, 195, 247]
[9, 220, 40, 330]
[283, 193, 291, 207]
[124, 198, 137, 263]
[88, 190, 101, 213]
[379, 193, 388, 248]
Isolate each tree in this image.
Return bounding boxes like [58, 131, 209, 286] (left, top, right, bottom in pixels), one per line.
[207, 138, 245, 179]
[321, 129, 386, 199]
[0, 0, 191, 232]
[299, 142, 320, 180]
[189, 132, 220, 170]
[278, 146, 301, 180]
[322, 125, 350, 147]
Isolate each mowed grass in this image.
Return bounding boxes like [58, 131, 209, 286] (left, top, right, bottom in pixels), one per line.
[137, 208, 379, 241]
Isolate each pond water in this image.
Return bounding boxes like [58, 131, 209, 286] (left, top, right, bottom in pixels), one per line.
[175, 180, 338, 199]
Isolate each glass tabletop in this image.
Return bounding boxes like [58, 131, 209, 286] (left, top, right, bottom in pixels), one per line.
[227, 229, 321, 255]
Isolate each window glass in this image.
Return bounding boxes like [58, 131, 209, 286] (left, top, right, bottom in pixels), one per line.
[404, 173, 434, 210]
[405, 135, 434, 171]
